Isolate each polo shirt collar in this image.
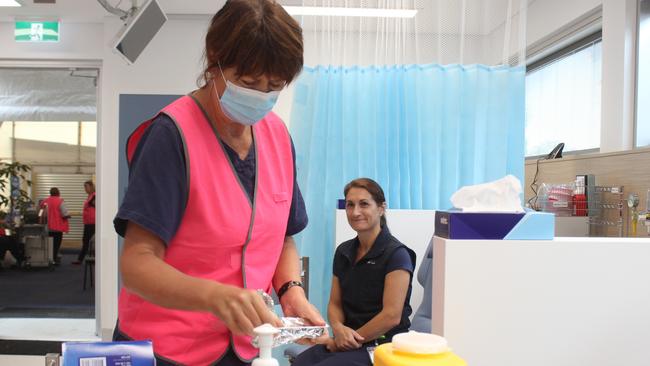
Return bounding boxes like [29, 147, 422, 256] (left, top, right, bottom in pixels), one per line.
[341, 225, 392, 263]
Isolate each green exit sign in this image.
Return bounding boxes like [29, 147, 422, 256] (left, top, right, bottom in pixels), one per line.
[15, 21, 60, 42]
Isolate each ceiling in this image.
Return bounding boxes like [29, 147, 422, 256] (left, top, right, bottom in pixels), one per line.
[0, 0, 231, 22]
[0, 0, 531, 35]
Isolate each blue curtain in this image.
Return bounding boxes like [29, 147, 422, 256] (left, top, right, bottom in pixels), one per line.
[289, 64, 525, 313]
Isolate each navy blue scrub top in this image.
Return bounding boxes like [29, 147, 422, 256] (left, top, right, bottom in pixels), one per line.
[333, 225, 415, 339]
[114, 114, 308, 244]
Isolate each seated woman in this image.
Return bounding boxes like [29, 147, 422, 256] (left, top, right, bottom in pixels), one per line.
[0, 212, 24, 269]
[293, 178, 416, 366]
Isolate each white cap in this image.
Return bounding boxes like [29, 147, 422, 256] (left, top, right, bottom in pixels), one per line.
[392, 331, 450, 354]
[254, 323, 280, 336]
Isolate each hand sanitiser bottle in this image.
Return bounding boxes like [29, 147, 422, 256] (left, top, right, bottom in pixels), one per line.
[252, 324, 280, 366]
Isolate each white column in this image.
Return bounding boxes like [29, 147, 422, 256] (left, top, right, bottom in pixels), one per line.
[601, 0, 638, 152]
[95, 19, 121, 340]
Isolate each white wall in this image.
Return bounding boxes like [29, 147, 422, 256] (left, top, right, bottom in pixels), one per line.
[525, 0, 639, 153]
[0, 21, 103, 60]
[527, 0, 602, 46]
[601, 0, 638, 152]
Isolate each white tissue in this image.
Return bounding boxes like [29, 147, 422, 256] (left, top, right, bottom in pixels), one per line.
[450, 175, 524, 212]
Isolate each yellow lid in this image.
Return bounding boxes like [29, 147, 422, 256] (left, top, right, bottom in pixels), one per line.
[374, 343, 467, 366]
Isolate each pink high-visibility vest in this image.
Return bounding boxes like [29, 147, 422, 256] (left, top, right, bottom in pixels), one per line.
[41, 196, 69, 233]
[118, 96, 294, 365]
[83, 192, 95, 225]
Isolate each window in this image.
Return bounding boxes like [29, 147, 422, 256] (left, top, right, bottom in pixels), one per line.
[14, 121, 79, 145]
[637, 0, 650, 147]
[2, 121, 97, 163]
[525, 33, 602, 157]
[81, 122, 97, 147]
[0, 122, 12, 160]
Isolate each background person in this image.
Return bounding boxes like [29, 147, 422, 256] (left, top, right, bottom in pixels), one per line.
[293, 178, 416, 366]
[73, 180, 95, 265]
[40, 187, 70, 265]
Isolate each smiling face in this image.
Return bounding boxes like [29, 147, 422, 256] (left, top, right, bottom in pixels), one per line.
[345, 187, 385, 234]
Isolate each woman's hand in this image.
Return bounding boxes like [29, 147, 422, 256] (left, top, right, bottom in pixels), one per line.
[209, 284, 282, 336]
[325, 338, 338, 352]
[280, 286, 329, 345]
[332, 323, 364, 351]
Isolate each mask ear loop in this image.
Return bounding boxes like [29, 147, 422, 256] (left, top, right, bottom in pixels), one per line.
[212, 60, 228, 101]
[211, 61, 229, 127]
[216, 60, 228, 84]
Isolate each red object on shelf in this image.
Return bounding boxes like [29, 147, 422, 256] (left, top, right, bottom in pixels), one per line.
[574, 193, 587, 216]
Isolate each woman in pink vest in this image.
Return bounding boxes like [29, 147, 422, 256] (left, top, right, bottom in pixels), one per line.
[113, 1, 325, 365]
[41, 187, 70, 264]
[73, 180, 95, 265]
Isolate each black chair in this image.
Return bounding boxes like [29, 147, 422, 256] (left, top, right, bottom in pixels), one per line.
[83, 234, 95, 290]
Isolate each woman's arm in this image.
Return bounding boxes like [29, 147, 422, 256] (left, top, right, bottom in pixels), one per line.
[354, 269, 411, 342]
[328, 276, 364, 351]
[120, 221, 280, 335]
[273, 236, 326, 330]
[60, 202, 71, 219]
[272, 236, 303, 298]
[327, 276, 345, 331]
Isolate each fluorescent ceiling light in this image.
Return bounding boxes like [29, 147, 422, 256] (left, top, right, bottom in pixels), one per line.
[284, 6, 417, 18]
[0, 0, 22, 6]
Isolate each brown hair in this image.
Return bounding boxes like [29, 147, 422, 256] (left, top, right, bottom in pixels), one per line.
[344, 178, 387, 227]
[84, 180, 95, 191]
[50, 187, 60, 196]
[199, 0, 304, 87]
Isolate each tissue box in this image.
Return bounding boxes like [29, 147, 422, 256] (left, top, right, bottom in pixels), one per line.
[62, 340, 155, 366]
[435, 210, 554, 240]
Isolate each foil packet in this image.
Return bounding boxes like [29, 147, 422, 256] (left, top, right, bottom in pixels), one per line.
[252, 290, 328, 348]
[252, 317, 328, 348]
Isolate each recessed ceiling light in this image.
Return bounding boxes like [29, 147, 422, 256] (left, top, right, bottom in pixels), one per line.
[0, 0, 22, 7]
[284, 6, 417, 18]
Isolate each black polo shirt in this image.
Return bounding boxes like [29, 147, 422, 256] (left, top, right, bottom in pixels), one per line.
[333, 225, 416, 340]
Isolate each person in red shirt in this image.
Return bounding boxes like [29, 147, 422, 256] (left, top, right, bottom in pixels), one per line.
[40, 187, 70, 264]
[73, 180, 95, 265]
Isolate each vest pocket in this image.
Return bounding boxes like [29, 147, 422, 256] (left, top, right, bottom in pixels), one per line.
[273, 192, 289, 203]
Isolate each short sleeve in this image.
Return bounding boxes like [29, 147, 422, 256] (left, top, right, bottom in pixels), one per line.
[386, 247, 414, 274]
[285, 137, 308, 236]
[113, 114, 188, 244]
[332, 248, 346, 278]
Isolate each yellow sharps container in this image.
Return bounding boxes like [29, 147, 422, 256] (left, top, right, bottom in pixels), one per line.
[374, 331, 467, 366]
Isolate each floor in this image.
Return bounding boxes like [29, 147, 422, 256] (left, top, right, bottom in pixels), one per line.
[0, 318, 98, 341]
[0, 252, 95, 319]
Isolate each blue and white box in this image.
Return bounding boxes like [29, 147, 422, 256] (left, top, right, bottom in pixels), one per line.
[62, 340, 155, 366]
[434, 209, 554, 240]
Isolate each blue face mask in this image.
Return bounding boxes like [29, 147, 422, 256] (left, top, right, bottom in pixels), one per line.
[214, 67, 281, 126]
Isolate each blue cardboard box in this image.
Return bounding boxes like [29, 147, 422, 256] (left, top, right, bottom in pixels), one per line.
[62, 340, 155, 366]
[434, 210, 554, 240]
